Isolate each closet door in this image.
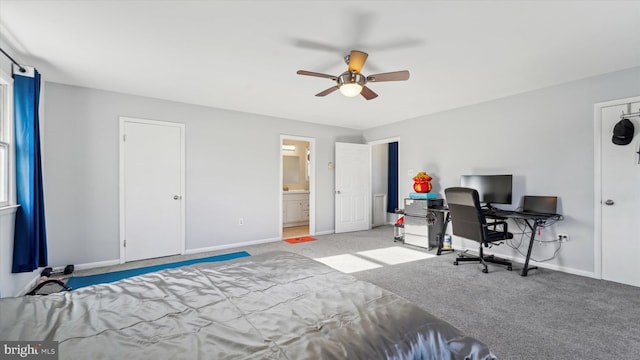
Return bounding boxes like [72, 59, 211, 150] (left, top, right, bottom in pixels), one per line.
[121, 117, 185, 262]
[600, 101, 640, 287]
[335, 142, 370, 233]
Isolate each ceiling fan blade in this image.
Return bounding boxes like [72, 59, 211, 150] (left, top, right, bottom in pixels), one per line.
[297, 70, 338, 81]
[360, 86, 378, 100]
[367, 38, 425, 51]
[290, 38, 345, 54]
[366, 70, 410, 82]
[348, 50, 368, 73]
[315, 86, 339, 97]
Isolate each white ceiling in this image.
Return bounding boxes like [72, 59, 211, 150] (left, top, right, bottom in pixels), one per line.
[1, 0, 639, 130]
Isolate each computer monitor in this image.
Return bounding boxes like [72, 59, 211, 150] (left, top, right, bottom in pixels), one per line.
[460, 174, 513, 208]
[522, 196, 557, 214]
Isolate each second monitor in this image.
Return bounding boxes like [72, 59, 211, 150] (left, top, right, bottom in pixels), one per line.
[460, 174, 513, 208]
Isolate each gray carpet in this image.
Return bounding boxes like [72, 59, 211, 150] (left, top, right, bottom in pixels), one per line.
[76, 226, 640, 359]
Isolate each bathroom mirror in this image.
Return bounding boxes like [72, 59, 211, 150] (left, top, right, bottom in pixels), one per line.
[283, 156, 300, 184]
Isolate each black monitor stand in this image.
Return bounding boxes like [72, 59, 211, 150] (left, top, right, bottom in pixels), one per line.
[483, 203, 497, 211]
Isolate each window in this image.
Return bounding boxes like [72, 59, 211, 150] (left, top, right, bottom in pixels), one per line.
[0, 70, 13, 207]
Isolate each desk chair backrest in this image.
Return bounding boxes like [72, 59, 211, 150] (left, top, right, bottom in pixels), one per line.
[444, 187, 487, 242]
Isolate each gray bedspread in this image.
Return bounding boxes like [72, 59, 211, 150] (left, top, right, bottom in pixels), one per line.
[0, 251, 495, 359]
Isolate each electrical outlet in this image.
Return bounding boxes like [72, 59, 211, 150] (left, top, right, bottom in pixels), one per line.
[558, 234, 568, 242]
[239, 218, 244, 226]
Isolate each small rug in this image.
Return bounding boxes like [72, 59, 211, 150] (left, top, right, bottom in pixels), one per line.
[66, 251, 250, 290]
[284, 236, 317, 244]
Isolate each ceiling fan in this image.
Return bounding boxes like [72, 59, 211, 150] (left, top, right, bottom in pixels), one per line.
[296, 50, 410, 100]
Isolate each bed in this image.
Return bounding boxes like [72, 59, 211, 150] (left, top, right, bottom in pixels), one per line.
[0, 251, 495, 359]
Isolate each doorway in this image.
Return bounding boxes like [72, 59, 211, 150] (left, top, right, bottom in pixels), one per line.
[369, 137, 400, 226]
[594, 96, 640, 287]
[281, 136, 315, 239]
[119, 117, 185, 263]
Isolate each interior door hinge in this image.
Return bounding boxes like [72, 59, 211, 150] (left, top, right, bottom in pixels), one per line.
[124, 239, 126, 247]
[123, 134, 127, 142]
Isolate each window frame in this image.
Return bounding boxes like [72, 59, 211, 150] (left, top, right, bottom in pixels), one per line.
[0, 68, 14, 209]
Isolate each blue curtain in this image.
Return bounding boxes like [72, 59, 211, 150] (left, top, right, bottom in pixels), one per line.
[387, 142, 399, 213]
[12, 67, 47, 273]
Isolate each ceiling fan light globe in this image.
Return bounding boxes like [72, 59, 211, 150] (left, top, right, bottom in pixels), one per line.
[339, 83, 363, 97]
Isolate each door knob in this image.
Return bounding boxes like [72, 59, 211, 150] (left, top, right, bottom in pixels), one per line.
[173, 195, 182, 200]
[604, 199, 614, 206]
[336, 190, 341, 194]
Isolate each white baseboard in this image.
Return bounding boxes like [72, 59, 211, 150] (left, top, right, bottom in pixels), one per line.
[454, 246, 598, 278]
[524, 258, 597, 279]
[185, 237, 282, 255]
[73, 259, 121, 271]
[186, 231, 336, 254]
[45, 234, 335, 276]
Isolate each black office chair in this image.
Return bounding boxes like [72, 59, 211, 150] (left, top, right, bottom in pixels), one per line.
[444, 187, 513, 273]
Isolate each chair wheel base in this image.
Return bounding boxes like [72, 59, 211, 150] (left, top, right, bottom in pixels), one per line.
[507, 266, 512, 271]
[453, 261, 458, 265]
[482, 268, 488, 273]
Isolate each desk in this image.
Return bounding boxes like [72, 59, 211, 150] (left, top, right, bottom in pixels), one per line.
[486, 210, 563, 276]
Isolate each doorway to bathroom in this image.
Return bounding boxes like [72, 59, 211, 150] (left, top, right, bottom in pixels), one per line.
[280, 135, 315, 239]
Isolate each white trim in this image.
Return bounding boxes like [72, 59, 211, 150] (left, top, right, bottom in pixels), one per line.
[593, 95, 640, 280]
[279, 135, 316, 239]
[456, 245, 598, 279]
[0, 141, 7, 207]
[0, 68, 15, 208]
[119, 116, 186, 264]
[185, 237, 282, 255]
[70, 259, 121, 271]
[0, 204, 19, 216]
[367, 136, 401, 146]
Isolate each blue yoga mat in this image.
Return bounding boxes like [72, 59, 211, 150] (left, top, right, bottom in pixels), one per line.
[66, 251, 250, 290]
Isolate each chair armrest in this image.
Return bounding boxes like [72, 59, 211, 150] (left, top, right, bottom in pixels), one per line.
[485, 220, 509, 233]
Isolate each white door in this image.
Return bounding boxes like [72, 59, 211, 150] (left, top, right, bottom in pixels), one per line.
[335, 142, 370, 233]
[600, 100, 640, 287]
[120, 118, 185, 262]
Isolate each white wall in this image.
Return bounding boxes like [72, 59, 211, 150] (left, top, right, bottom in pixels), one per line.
[364, 66, 640, 276]
[42, 83, 362, 268]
